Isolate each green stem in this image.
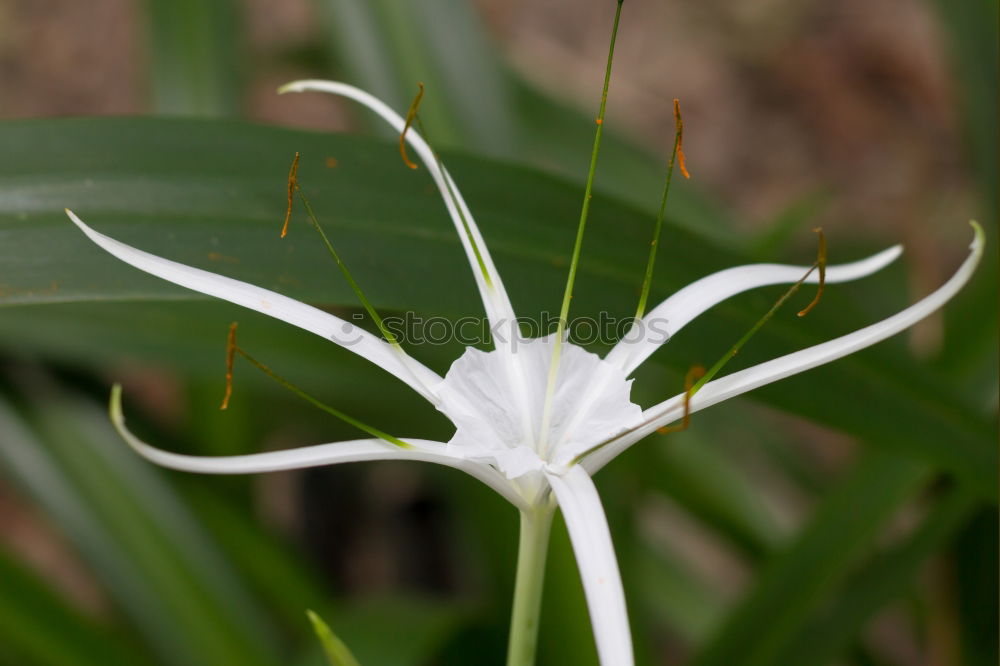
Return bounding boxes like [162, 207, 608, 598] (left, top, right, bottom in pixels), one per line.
[506, 507, 555, 666]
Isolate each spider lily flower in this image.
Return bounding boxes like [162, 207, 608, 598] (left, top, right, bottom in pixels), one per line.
[66, 80, 982, 666]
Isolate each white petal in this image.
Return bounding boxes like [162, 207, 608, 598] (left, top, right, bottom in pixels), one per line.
[545, 465, 633, 666]
[607, 244, 903, 374]
[586, 224, 983, 474]
[67, 209, 442, 402]
[110, 387, 529, 511]
[279, 80, 518, 341]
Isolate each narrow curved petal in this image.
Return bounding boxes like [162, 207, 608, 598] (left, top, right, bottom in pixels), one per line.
[110, 387, 529, 511]
[67, 209, 442, 403]
[545, 465, 633, 666]
[279, 80, 518, 341]
[586, 224, 983, 474]
[607, 244, 903, 374]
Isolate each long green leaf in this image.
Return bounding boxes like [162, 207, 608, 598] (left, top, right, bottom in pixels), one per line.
[315, 0, 515, 154]
[0, 548, 142, 666]
[774, 486, 977, 665]
[0, 390, 283, 666]
[0, 117, 993, 499]
[635, 427, 783, 559]
[142, 0, 243, 116]
[307, 610, 361, 666]
[691, 449, 929, 666]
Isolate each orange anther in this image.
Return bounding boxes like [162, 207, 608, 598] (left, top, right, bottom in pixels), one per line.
[220, 322, 238, 410]
[400, 83, 425, 170]
[673, 99, 690, 179]
[797, 227, 827, 317]
[657, 365, 705, 435]
[281, 152, 300, 238]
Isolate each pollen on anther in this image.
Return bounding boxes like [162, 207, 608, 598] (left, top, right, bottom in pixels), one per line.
[220, 322, 238, 410]
[797, 227, 827, 317]
[400, 83, 425, 170]
[657, 365, 704, 435]
[673, 99, 690, 179]
[281, 152, 300, 238]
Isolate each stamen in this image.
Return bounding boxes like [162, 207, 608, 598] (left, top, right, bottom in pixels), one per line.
[281, 152, 300, 239]
[674, 99, 690, 180]
[219, 324, 410, 448]
[657, 365, 705, 435]
[220, 321, 238, 410]
[690, 229, 829, 395]
[634, 97, 689, 321]
[797, 227, 826, 317]
[539, 0, 625, 457]
[279, 160, 402, 347]
[293, 186, 401, 347]
[399, 83, 425, 170]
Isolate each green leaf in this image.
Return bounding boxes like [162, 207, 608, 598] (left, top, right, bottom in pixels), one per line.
[315, 0, 515, 155]
[307, 610, 361, 666]
[773, 486, 977, 665]
[182, 482, 340, 631]
[632, 541, 725, 644]
[142, 0, 243, 116]
[0, 117, 993, 499]
[635, 427, 783, 560]
[326, 599, 463, 666]
[0, 390, 283, 666]
[0, 548, 142, 666]
[691, 449, 929, 666]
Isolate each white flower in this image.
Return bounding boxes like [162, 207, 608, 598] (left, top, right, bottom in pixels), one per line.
[66, 80, 983, 666]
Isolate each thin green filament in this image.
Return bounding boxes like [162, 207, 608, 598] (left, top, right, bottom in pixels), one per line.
[539, 0, 625, 455]
[292, 185, 401, 348]
[635, 99, 687, 321]
[232, 340, 411, 449]
[399, 83, 425, 170]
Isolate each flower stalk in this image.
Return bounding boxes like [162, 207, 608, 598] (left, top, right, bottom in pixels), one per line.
[507, 505, 555, 666]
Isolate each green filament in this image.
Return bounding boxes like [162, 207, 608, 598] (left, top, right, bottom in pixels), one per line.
[539, 0, 625, 455]
[634, 99, 688, 321]
[224, 323, 410, 449]
[291, 179, 401, 347]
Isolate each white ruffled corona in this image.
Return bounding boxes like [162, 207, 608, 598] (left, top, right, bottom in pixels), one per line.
[67, 80, 983, 666]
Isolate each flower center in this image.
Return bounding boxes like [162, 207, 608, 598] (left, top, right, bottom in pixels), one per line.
[436, 336, 643, 479]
